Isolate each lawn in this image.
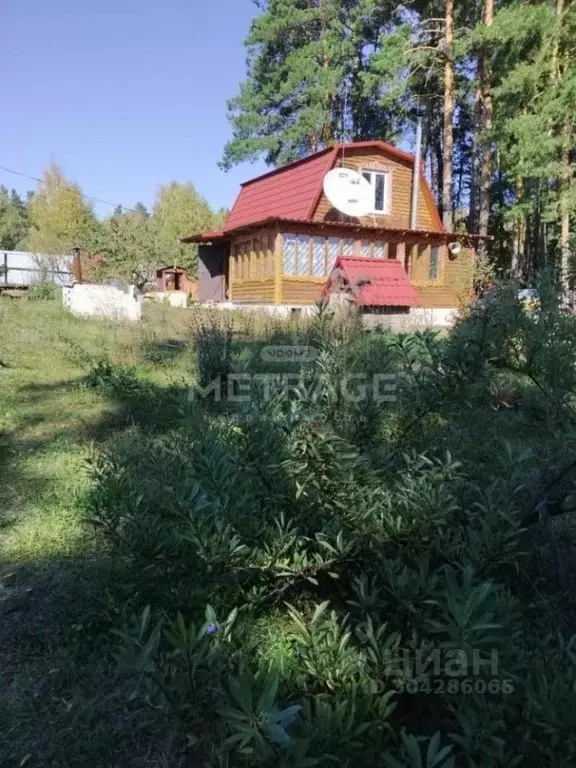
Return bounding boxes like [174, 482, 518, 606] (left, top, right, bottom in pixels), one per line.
[0, 299, 195, 767]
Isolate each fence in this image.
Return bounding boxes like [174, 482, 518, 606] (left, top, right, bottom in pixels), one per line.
[0, 251, 73, 288]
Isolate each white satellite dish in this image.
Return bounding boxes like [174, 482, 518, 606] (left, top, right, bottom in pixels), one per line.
[323, 168, 372, 218]
[448, 241, 462, 257]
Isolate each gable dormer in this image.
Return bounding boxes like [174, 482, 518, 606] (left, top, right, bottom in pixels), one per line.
[312, 142, 442, 232]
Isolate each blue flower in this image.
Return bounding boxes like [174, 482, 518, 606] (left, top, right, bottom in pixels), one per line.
[207, 623, 218, 635]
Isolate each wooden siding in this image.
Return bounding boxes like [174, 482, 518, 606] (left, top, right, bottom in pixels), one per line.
[312, 148, 440, 231]
[414, 248, 475, 308]
[415, 287, 463, 308]
[281, 278, 324, 305]
[228, 227, 279, 302]
[443, 247, 475, 292]
[232, 279, 276, 304]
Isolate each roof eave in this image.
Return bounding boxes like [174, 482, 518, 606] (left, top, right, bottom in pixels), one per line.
[181, 230, 228, 244]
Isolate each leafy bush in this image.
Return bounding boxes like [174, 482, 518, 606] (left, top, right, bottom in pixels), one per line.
[28, 282, 58, 301]
[85, 282, 576, 766]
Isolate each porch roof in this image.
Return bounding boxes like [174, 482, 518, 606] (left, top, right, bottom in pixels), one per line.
[325, 257, 419, 307]
[182, 217, 488, 247]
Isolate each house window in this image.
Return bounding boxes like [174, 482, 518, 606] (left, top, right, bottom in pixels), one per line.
[362, 171, 388, 214]
[343, 238, 355, 256]
[242, 243, 249, 278]
[328, 238, 340, 269]
[284, 234, 297, 275]
[373, 242, 385, 259]
[251, 239, 258, 278]
[360, 241, 371, 258]
[297, 235, 310, 275]
[312, 237, 325, 276]
[388, 243, 397, 260]
[268, 231, 276, 277]
[429, 246, 440, 280]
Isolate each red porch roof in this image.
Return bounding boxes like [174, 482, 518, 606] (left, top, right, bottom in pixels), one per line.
[325, 257, 419, 307]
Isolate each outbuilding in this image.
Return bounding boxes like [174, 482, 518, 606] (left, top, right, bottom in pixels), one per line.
[155, 265, 197, 298]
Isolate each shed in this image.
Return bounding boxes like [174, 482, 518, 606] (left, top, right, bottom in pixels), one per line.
[155, 265, 197, 297]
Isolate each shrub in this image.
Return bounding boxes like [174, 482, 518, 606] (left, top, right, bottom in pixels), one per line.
[85, 283, 576, 766]
[28, 282, 58, 301]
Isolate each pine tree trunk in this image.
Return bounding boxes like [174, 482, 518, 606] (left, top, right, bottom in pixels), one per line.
[478, 0, 494, 260]
[512, 176, 525, 278]
[468, 88, 481, 233]
[555, 0, 570, 294]
[561, 132, 571, 292]
[442, 0, 455, 231]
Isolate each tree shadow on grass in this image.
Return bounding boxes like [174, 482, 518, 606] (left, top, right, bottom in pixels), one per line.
[0, 423, 192, 766]
[139, 338, 189, 366]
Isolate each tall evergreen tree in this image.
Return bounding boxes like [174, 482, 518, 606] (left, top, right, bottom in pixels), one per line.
[222, 0, 405, 169]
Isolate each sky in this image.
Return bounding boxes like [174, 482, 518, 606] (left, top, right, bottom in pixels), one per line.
[3, 0, 267, 217]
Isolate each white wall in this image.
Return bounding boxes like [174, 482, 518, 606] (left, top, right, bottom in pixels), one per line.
[409, 307, 457, 328]
[62, 283, 142, 322]
[154, 291, 188, 308]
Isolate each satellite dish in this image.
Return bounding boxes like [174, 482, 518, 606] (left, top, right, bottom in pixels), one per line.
[448, 241, 462, 257]
[323, 168, 372, 218]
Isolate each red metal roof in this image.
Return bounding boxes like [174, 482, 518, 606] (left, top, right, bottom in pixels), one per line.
[222, 141, 431, 233]
[326, 257, 419, 307]
[182, 140, 449, 242]
[224, 148, 338, 230]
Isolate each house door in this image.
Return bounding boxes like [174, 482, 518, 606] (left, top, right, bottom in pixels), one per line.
[198, 243, 228, 302]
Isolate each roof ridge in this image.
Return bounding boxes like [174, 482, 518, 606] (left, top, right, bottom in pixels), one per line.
[239, 147, 335, 186]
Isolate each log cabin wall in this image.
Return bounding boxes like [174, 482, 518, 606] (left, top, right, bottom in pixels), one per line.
[413, 247, 475, 308]
[312, 147, 441, 231]
[276, 227, 402, 305]
[225, 214, 472, 310]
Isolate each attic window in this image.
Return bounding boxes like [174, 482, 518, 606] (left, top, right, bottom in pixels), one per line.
[362, 171, 389, 214]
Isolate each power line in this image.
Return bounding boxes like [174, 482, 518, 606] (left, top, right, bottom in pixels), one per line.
[0, 163, 139, 214]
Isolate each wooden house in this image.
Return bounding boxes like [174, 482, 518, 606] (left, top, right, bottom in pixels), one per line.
[183, 141, 481, 323]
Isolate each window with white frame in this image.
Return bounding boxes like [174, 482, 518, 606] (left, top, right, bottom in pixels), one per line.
[362, 170, 389, 214]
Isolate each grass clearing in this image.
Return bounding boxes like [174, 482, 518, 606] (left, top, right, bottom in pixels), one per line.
[0, 299, 194, 767]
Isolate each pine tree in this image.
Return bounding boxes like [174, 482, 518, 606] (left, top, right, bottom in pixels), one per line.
[221, 0, 405, 169]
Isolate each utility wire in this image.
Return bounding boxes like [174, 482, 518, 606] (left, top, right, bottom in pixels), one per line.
[0, 163, 140, 214]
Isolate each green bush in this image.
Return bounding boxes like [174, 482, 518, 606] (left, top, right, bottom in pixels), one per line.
[28, 282, 58, 301]
[85, 283, 576, 766]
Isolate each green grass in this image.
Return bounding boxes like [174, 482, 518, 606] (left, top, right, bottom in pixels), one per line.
[0, 299, 194, 767]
